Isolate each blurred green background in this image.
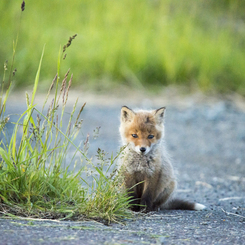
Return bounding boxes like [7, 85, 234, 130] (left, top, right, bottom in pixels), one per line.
[1, 0, 245, 94]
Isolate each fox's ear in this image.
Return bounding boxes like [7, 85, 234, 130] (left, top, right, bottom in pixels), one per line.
[121, 106, 135, 122]
[154, 107, 166, 124]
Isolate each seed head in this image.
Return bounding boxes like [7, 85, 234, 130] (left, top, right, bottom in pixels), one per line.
[21, 1, 25, 11]
[64, 74, 73, 105]
[75, 102, 86, 126]
[13, 68, 17, 76]
[63, 34, 77, 53]
[4, 60, 8, 71]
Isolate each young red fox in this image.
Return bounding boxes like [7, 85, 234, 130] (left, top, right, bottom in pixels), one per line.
[118, 106, 205, 212]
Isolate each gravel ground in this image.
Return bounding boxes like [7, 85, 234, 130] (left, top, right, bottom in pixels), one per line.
[1, 91, 245, 244]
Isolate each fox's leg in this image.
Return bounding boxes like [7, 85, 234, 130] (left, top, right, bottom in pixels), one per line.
[140, 179, 155, 212]
[140, 191, 153, 212]
[128, 189, 141, 212]
[125, 175, 143, 212]
[152, 180, 176, 210]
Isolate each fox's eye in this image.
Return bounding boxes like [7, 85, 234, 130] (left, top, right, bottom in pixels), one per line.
[148, 135, 154, 139]
[132, 134, 138, 138]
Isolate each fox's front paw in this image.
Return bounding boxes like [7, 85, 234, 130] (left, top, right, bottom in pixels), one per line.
[131, 205, 141, 212]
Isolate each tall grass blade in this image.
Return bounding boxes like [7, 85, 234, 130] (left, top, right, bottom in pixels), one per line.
[31, 45, 45, 107]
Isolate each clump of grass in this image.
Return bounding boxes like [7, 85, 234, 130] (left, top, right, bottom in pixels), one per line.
[0, 1, 131, 224]
[0, 48, 131, 223]
[83, 148, 131, 223]
[0, 47, 84, 219]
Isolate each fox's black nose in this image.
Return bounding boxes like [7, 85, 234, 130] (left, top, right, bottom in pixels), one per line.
[140, 147, 146, 153]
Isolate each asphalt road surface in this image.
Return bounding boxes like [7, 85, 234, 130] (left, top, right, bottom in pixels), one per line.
[1, 90, 245, 244]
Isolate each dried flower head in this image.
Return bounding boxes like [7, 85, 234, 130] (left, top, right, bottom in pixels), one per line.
[75, 102, 86, 126]
[21, 1, 25, 11]
[50, 74, 57, 91]
[64, 74, 73, 105]
[56, 69, 70, 105]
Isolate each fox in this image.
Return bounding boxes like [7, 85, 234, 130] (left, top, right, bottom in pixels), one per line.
[118, 106, 205, 212]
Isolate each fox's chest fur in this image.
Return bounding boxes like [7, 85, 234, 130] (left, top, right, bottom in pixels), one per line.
[119, 142, 175, 190]
[122, 148, 159, 176]
[118, 106, 206, 212]
[120, 144, 173, 178]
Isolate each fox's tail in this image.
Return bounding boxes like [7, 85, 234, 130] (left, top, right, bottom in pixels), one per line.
[162, 198, 206, 211]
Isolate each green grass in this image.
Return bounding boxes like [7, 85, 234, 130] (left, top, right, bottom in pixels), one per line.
[0, 3, 131, 223]
[0, 50, 131, 223]
[1, 0, 245, 94]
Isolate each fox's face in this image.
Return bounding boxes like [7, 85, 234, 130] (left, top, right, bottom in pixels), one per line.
[120, 106, 165, 155]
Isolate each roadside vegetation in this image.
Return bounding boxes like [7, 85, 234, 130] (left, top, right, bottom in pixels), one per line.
[1, 0, 245, 94]
[0, 1, 131, 224]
